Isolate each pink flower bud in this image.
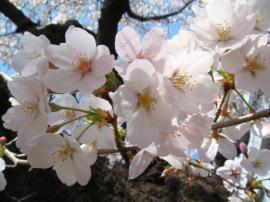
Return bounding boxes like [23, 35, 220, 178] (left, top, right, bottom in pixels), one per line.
[239, 142, 248, 155]
[0, 136, 7, 145]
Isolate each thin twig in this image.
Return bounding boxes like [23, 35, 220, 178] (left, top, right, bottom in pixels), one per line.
[213, 90, 229, 123]
[4, 148, 29, 168]
[211, 108, 270, 130]
[111, 116, 130, 166]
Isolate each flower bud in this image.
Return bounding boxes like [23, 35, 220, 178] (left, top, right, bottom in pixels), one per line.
[0, 136, 7, 145]
[239, 142, 248, 158]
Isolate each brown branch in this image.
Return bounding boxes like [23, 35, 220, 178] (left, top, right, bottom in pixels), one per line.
[127, 0, 194, 22]
[0, 0, 96, 44]
[98, 145, 138, 155]
[213, 90, 229, 123]
[211, 108, 270, 130]
[0, 0, 37, 32]
[111, 116, 130, 166]
[4, 148, 29, 168]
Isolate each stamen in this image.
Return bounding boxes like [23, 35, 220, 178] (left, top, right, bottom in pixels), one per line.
[53, 143, 76, 163]
[22, 100, 39, 118]
[252, 159, 262, 168]
[216, 21, 231, 42]
[170, 71, 194, 90]
[246, 55, 264, 73]
[137, 88, 157, 111]
[75, 55, 92, 74]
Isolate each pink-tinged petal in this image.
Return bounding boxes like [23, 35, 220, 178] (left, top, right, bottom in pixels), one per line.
[11, 50, 31, 73]
[219, 138, 237, 159]
[48, 44, 76, 71]
[2, 105, 32, 132]
[54, 158, 77, 186]
[8, 77, 40, 103]
[124, 59, 154, 92]
[162, 155, 184, 169]
[181, 51, 214, 76]
[109, 85, 137, 118]
[22, 32, 50, 51]
[115, 26, 141, 61]
[97, 126, 115, 149]
[72, 152, 92, 185]
[141, 28, 167, 59]
[16, 114, 48, 153]
[91, 45, 113, 76]
[126, 108, 157, 148]
[221, 49, 245, 73]
[27, 134, 63, 169]
[207, 0, 234, 25]
[81, 144, 98, 165]
[190, 17, 217, 43]
[80, 95, 112, 112]
[128, 149, 153, 179]
[44, 69, 81, 93]
[78, 73, 106, 94]
[65, 26, 96, 58]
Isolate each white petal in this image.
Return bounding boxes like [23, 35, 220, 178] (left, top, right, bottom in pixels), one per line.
[91, 45, 113, 76]
[115, 26, 141, 61]
[128, 149, 153, 179]
[219, 138, 237, 159]
[65, 26, 96, 58]
[44, 69, 81, 93]
[79, 73, 106, 94]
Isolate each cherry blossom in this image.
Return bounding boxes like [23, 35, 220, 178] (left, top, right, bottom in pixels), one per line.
[28, 134, 97, 186]
[241, 147, 270, 176]
[44, 26, 114, 94]
[110, 59, 174, 148]
[11, 32, 50, 76]
[2, 77, 48, 152]
[190, 0, 256, 53]
[221, 34, 270, 95]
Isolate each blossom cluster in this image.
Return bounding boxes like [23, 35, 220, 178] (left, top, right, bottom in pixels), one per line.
[2, 0, 270, 200]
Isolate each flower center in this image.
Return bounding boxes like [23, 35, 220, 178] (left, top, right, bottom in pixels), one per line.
[252, 159, 262, 168]
[230, 168, 239, 178]
[216, 22, 231, 42]
[22, 100, 39, 118]
[137, 88, 157, 111]
[246, 56, 264, 73]
[54, 143, 76, 162]
[170, 71, 193, 90]
[76, 57, 92, 74]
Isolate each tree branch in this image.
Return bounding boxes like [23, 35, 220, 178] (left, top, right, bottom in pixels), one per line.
[211, 108, 270, 130]
[4, 148, 29, 168]
[0, 0, 96, 44]
[127, 0, 194, 22]
[0, 0, 37, 32]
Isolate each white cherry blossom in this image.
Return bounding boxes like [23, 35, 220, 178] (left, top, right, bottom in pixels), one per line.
[11, 32, 50, 76]
[28, 134, 97, 186]
[2, 77, 48, 152]
[110, 59, 174, 148]
[221, 34, 270, 95]
[44, 26, 114, 94]
[190, 0, 256, 53]
[241, 147, 270, 176]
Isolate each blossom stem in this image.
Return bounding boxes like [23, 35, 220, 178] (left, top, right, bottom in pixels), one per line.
[214, 89, 230, 122]
[51, 104, 91, 114]
[57, 114, 89, 129]
[234, 88, 256, 113]
[111, 116, 130, 166]
[76, 122, 94, 141]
